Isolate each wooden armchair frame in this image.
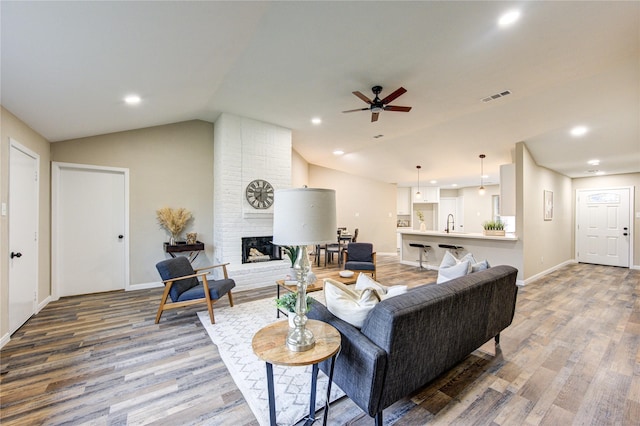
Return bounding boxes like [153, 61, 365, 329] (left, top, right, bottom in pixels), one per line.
[155, 263, 234, 324]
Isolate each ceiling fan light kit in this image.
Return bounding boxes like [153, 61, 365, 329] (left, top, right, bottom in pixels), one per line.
[343, 85, 412, 122]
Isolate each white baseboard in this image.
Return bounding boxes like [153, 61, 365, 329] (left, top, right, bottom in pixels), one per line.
[0, 332, 10, 349]
[127, 281, 163, 291]
[523, 259, 577, 286]
[37, 295, 52, 314]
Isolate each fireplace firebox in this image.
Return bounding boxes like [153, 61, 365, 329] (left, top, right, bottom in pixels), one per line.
[241, 236, 282, 264]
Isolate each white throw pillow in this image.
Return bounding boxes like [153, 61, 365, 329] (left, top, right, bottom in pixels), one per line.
[437, 260, 471, 284]
[355, 273, 408, 300]
[324, 278, 380, 328]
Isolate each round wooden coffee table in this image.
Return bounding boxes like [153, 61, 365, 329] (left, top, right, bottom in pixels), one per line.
[252, 319, 341, 426]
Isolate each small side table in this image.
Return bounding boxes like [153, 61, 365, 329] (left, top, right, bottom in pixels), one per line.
[163, 241, 205, 263]
[252, 320, 341, 426]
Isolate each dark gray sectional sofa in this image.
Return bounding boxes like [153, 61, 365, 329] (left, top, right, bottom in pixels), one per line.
[308, 264, 519, 425]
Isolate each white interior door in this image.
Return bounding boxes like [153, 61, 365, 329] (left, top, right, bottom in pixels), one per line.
[53, 163, 129, 297]
[576, 188, 631, 267]
[8, 139, 39, 334]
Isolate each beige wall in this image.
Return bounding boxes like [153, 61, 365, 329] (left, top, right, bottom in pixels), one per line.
[1, 106, 51, 339]
[309, 164, 397, 253]
[460, 184, 500, 233]
[518, 142, 573, 280]
[291, 149, 309, 188]
[573, 173, 640, 267]
[51, 120, 214, 285]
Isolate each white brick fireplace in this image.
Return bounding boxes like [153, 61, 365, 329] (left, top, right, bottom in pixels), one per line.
[213, 113, 292, 290]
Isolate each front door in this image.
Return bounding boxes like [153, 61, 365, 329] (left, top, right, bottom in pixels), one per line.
[576, 188, 631, 267]
[8, 139, 39, 334]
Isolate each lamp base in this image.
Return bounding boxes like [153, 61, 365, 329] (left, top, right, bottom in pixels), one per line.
[286, 245, 315, 352]
[286, 327, 315, 352]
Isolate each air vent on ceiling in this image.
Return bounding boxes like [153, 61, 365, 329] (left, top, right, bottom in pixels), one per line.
[481, 90, 512, 103]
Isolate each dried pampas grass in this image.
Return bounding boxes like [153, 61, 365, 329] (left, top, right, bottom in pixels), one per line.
[156, 207, 192, 238]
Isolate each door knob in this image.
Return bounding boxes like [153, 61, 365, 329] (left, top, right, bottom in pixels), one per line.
[10, 252, 22, 259]
[118, 235, 124, 239]
[623, 233, 628, 236]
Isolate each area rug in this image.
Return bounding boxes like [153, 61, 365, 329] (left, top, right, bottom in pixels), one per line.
[197, 293, 345, 426]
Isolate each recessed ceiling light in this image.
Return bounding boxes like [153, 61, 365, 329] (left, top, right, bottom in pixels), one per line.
[451, 184, 458, 187]
[124, 94, 141, 105]
[481, 174, 489, 179]
[570, 126, 588, 137]
[498, 10, 521, 27]
[595, 171, 606, 176]
[429, 180, 437, 184]
[333, 150, 344, 156]
[311, 117, 322, 125]
[587, 159, 600, 166]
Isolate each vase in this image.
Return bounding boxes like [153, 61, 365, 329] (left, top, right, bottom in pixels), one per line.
[420, 221, 426, 231]
[169, 235, 176, 246]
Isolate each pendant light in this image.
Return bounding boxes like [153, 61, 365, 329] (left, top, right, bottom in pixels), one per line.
[415, 165, 422, 200]
[478, 154, 486, 195]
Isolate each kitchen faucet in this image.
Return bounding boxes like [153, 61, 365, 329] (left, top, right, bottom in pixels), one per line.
[445, 214, 455, 233]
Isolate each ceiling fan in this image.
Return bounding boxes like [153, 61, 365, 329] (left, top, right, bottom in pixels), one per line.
[342, 85, 412, 122]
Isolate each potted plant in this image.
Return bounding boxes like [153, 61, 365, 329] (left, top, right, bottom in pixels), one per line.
[156, 207, 192, 245]
[416, 210, 426, 231]
[275, 292, 314, 327]
[281, 245, 300, 267]
[482, 219, 505, 236]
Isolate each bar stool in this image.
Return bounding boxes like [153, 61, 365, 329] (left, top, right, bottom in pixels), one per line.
[438, 244, 464, 257]
[409, 243, 431, 270]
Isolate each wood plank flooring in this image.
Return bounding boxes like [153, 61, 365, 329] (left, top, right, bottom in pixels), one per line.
[1, 256, 639, 425]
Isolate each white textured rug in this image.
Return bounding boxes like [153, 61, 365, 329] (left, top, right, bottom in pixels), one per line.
[197, 294, 345, 426]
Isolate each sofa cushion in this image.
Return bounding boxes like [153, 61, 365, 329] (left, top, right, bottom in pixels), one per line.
[355, 273, 408, 300]
[324, 278, 380, 328]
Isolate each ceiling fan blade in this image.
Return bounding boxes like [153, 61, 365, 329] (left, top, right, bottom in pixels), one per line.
[371, 112, 379, 122]
[353, 91, 373, 104]
[342, 107, 369, 113]
[384, 105, 412, 112]
[380, 87, 407, 104]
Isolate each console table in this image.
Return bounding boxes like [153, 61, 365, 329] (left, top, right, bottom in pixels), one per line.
[163, 241, 205, 263]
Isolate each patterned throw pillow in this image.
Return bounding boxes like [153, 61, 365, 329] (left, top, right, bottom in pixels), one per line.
[323, 278, 380, 328]
[354, 273, 408, 300]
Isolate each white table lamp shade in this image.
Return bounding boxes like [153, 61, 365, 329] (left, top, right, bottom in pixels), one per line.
[272, 188, 337, 245]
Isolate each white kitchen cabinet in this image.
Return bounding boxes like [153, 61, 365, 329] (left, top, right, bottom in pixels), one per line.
[412, 186, 440, 203]
[397, 187, 411, 214]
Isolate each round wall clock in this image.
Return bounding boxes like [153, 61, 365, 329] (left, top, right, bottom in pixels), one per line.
[245, 179, 274, 209]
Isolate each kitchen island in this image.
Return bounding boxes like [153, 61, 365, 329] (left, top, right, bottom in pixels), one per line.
[398, 230, 521, 279]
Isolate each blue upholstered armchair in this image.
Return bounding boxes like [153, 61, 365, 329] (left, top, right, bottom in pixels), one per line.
[343, 242, 376, 280]
[155, 256, 235, 324]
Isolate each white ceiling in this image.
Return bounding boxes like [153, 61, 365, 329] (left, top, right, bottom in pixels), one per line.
[2, 1, 639, 188]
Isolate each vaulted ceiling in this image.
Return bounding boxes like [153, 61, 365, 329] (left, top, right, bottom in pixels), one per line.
[2, 1, 638, 188]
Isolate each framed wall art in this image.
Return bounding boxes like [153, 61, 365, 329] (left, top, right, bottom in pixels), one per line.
[544, 190, 553, 221]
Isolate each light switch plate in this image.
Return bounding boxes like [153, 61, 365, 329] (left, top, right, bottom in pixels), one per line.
[1, 202, 6, 216]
